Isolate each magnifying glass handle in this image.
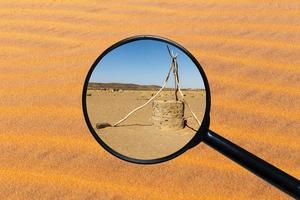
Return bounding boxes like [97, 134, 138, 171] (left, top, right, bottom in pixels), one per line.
[203, 130, 300, 199]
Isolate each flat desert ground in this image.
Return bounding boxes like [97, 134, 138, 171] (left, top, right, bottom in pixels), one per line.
[86, 90, 205, 160]
[0, 1, 300, 200]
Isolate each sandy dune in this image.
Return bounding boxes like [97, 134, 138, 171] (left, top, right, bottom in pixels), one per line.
[0, 1, 299, 199]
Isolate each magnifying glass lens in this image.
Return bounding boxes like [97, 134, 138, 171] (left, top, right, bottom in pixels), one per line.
[84, 38, 207, 162]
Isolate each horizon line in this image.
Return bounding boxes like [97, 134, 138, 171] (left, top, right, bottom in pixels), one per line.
[88, 81, 205, 90]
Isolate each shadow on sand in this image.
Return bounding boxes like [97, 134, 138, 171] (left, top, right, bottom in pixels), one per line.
[115, 123, 153, 127]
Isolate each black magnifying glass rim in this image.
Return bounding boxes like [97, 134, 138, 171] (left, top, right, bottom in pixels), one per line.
[82, 35, 211, 164]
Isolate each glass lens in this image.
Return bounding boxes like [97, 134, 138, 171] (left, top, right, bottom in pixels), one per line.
[84, 38, 206, 160]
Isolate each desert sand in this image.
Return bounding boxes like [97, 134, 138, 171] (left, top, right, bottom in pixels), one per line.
[0, 1, 300, 199]
[86, 90, 205, 160]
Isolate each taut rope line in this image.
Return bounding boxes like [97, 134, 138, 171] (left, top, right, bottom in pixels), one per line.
[174, 67, 201, 125]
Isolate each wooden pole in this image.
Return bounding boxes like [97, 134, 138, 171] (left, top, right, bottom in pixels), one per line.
[175, 58, 179, 101]
[173, 58, 179, 101]
[167, 45, 179, 101]
[173, 59, 178, 101]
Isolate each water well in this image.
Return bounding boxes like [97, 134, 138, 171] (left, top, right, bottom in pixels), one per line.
[152, 100, 185, 130]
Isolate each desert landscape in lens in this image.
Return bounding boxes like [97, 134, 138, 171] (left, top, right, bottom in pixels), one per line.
[86, 83, 206, 160]
[1, 1, 300, 200]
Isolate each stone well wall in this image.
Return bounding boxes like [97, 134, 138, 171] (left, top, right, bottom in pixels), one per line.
[152, 100, 185, 130]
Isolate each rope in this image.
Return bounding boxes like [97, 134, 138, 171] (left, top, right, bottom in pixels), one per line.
[174, 71, 201, 125]
[113, 61, 174, 127]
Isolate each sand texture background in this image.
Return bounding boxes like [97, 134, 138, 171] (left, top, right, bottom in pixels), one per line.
[0, 1, 299, 199]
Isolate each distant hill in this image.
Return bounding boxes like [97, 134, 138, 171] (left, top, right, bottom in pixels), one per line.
[88, 82, 203, 91]
[88, 82, 161, 91]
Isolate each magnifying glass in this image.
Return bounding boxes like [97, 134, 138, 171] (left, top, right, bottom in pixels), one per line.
[82, 35, 300, 198]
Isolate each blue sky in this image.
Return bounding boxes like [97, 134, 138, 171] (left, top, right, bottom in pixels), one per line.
[89, 39, 205, 89]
